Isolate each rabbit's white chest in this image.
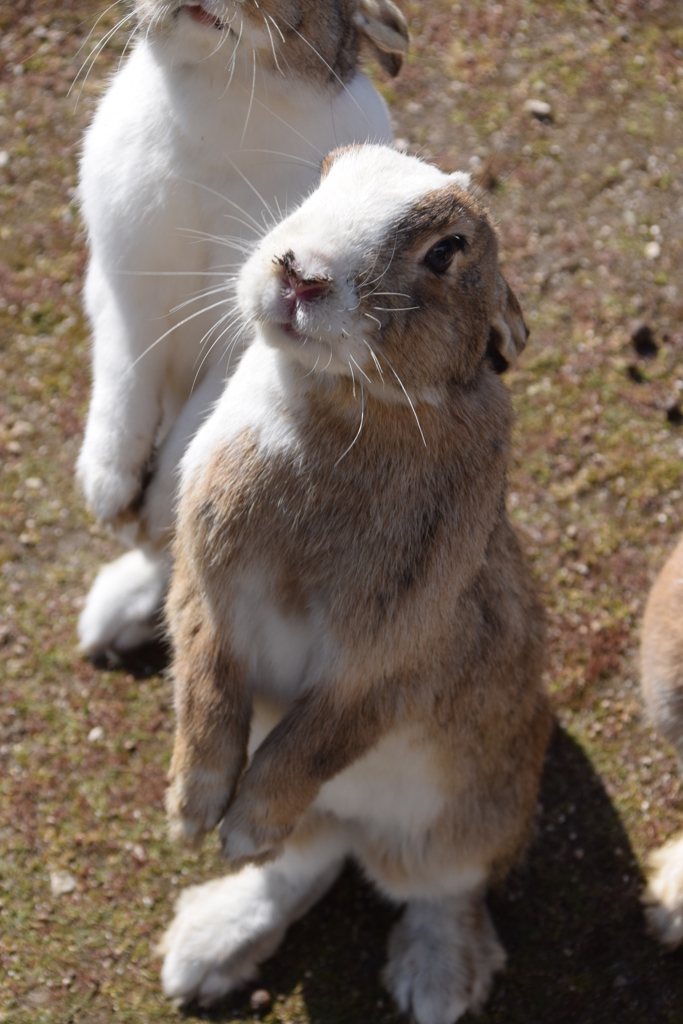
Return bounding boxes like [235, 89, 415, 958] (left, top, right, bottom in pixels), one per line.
[231, 570, 330, 702]
[314, 730, 446, 834]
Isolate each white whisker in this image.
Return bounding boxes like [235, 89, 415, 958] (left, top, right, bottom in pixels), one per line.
[240, 46, 258, 148]
[349, 354, 372, 385]
[128, 297, 236, 371]
[376, 350, 427, 447]
[363, 338, 384, 383]
[336, 373, 364, 464]
[373, 305, 420, 312]
[177, 177, 266, 236]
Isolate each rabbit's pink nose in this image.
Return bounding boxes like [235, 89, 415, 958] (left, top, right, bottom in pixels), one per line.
[275, 250, 332, 308]
[289, 277, 331, 303]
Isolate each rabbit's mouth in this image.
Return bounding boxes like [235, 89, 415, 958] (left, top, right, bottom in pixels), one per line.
[182, 2, 226, 30]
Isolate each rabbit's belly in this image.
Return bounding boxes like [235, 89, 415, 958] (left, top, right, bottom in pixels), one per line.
[315, 729, 445, 835]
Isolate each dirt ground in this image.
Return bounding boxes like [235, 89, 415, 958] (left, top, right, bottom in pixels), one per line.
[1, 1, 683, 1022]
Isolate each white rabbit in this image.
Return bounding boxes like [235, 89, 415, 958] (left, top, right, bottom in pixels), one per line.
[76, 0, 408, 656]
[159, 144, 551, 1023]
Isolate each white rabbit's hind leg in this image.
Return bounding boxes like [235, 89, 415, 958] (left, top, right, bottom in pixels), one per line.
[382, 892, 505, 1024]
[159, 822, 349, 1007]
[78, 547, 170, 657]
[643, 831, 683, 948]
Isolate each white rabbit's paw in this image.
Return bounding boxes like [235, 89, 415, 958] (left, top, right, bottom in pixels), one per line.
[383, 896, 506, 1024]
[643, 832, 683, 948]
[77, 549, 169, 657]
[77, 444, 147, 524]
[159, 872, 288, 1006]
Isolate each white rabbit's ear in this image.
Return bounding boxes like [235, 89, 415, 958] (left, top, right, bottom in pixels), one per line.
[487, 272, 529, 374]
[355, 0, 409, 77]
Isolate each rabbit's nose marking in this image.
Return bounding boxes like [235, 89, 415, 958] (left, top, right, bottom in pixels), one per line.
[274, 250, 299, 277]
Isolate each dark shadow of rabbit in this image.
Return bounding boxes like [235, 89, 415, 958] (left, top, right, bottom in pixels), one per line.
[180, 724, 682, 1024]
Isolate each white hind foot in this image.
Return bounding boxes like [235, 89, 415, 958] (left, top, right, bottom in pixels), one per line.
[383, 893, 506, 1024]
[78, 546, 170, 657]
[643, 832, 683, 948]
[159, 827, 348, 1007]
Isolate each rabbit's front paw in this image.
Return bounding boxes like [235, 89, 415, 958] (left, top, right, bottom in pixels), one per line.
[166, 767, 234, 847]
[219, 789, 291, 866]
[77, 444, 146, 524]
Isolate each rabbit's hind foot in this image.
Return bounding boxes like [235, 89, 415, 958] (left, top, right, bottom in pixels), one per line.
[383, 892, 506, 1024]
[78, 547, 170, 658]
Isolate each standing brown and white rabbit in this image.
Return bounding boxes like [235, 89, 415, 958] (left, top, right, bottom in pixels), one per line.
[641, 535, 683, 948]
[159, 145, 552, 1023]
[76, 0, 408, 656]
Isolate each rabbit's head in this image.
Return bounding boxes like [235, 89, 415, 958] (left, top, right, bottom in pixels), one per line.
[239, 145, 528, 399]
[133, 0, 408, 80]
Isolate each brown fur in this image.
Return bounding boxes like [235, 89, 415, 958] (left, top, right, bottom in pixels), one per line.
[165, 160, 550, 880]
[136, 1, 409, 83]
[641, 534, 683, 761]
[640, 535, 683, 946]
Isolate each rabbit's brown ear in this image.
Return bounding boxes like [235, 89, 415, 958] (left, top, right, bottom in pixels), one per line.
[486, 272, 529, 374]
[355, 0, 409, 77]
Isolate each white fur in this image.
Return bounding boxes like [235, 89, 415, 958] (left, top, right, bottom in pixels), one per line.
[160, 828, 348, 1005]
[77, 4, 394, 654]
[384, 897, 506, 1024]
[78, 547, 170, 655]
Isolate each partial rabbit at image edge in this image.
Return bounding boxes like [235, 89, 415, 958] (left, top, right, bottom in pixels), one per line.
[641, 533, 683, 949]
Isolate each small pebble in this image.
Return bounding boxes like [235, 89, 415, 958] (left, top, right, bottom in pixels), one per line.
[250, 989, 272, 1011]
[50, 870, 76, 896]
[88, 725, 105, 743]
[644, 240, 661, 259]
[524, 98, 552, 121]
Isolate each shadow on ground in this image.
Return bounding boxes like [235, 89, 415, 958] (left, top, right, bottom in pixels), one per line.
[91, 637, 171, 680]
[181, 726, 681, 1024]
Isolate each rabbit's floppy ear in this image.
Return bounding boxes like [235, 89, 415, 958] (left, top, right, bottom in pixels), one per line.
[486, 272, 529, 374]
[355, 0, 409, 77]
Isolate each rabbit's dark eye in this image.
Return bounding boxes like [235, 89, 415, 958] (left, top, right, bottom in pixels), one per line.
[423, 235, 467, 274]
